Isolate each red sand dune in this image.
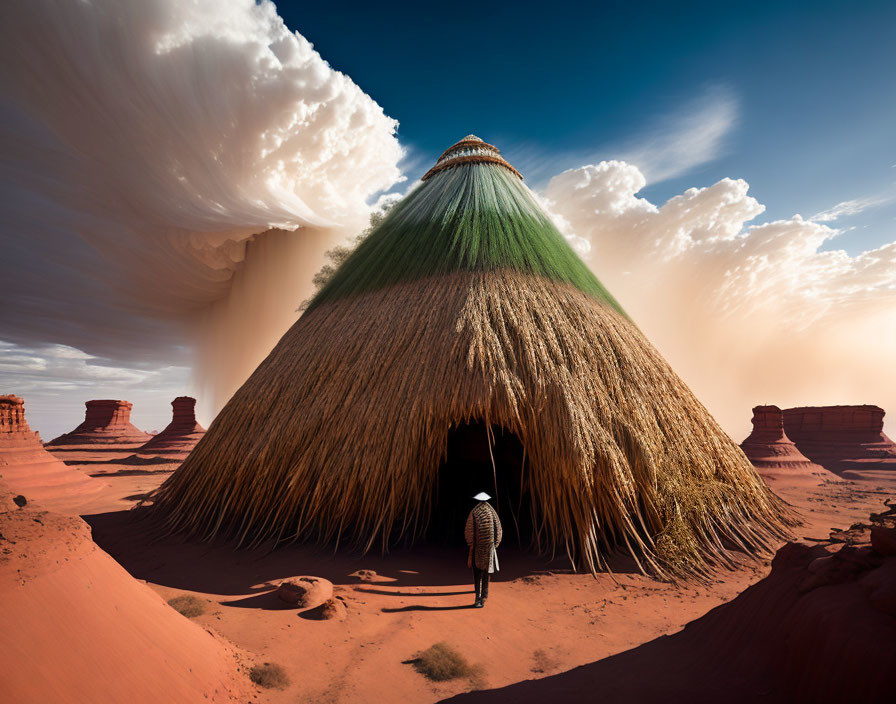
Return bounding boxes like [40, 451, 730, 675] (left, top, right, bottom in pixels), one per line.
[444, 505, 896, 704]
[6, 437, 894, 703]
[47, 399, 152, 447]
[4, 393, 894, 703]
[0, 482, 249, 703]
[0, 394, 105, 512]
[136, 396, 205, 459]
[784, 405, 896, 478]
[740, 405, 837, 484]
[79, 473, 893, 704]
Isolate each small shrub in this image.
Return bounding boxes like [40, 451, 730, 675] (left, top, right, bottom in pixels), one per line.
[413, 642, 473, 682]
[531, 649, 560, 673]
[167, 595, 205, 618]
[467, 663, 487, 691]
[249, 662, 289, 690]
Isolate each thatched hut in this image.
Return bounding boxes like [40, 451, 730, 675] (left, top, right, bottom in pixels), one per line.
[151, 136, 791, 578]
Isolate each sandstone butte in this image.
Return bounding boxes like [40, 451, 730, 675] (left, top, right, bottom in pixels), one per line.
[136, 396, 205, 459]
[740, 405, 837, 485]
[47, 399, 152, 446]
[783, 405, 896, 477]
[0, 394, 105, 511]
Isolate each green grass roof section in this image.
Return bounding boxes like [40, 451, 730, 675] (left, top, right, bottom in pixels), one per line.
[308, 161, 626, 316]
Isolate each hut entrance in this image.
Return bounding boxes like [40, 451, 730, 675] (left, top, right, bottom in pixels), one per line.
[429, 421, 533, 546]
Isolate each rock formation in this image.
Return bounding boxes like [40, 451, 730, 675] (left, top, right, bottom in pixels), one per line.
[309, 596, 348, 621]
[740, 405, 836, 484]
[136, 397, 205, 458]
[0, 395, 104, 511]
[783, 405, 896, 476]
[48, 399, 151, 446]
[276, 576, 333, 609]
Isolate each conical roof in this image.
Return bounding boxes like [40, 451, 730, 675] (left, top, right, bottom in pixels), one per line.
[150, 136, 791, 578]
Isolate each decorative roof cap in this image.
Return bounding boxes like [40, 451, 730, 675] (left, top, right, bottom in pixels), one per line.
[421, 135, 523, 181]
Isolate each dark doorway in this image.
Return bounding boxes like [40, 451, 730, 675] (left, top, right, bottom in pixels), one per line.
[428, 421, 534, 547]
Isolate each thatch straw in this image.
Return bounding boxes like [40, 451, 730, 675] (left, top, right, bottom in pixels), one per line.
[149, 269, 793, 579]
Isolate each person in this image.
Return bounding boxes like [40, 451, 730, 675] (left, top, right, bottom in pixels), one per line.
[464, 491, 503, 608]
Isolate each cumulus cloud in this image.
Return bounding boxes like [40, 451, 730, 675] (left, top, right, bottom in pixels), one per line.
[545, 162, 896, 439]
[0, 0, 403, 414]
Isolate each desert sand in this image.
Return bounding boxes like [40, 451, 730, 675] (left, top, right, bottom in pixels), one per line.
[2, 447, 891, 702]
[0, 481, 250, 703]
[1, 407, 895, 702]
[444, 500, 896, 704]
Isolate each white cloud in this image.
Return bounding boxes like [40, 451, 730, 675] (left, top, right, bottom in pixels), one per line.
[0, 338, 193, 439]
[545, 162, 896, 439]
[0, 340, 182, 390]
[0, 0, 403, 409]
[1, 1, 890, 446]
[810, 193, 896, 223]
[502, 85, 739, 188]
[614, 84, 739, 184]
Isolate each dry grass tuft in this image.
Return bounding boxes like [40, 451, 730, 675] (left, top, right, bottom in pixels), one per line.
[531, 649, 561, 673]
[167, 595, 205, 618]
[150, 270, 795, 579]
[249, 662, 289, 690]
[412, 643, 475, 682]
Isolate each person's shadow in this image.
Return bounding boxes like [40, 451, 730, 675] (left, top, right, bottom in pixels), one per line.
[382, 604, 475, 612]
[356, 588, 470, 597]
[371, 586, 478, 611]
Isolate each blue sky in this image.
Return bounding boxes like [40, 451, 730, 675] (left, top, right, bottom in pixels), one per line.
[280, 0, 896, 254]
[2, 0, 894, 441]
